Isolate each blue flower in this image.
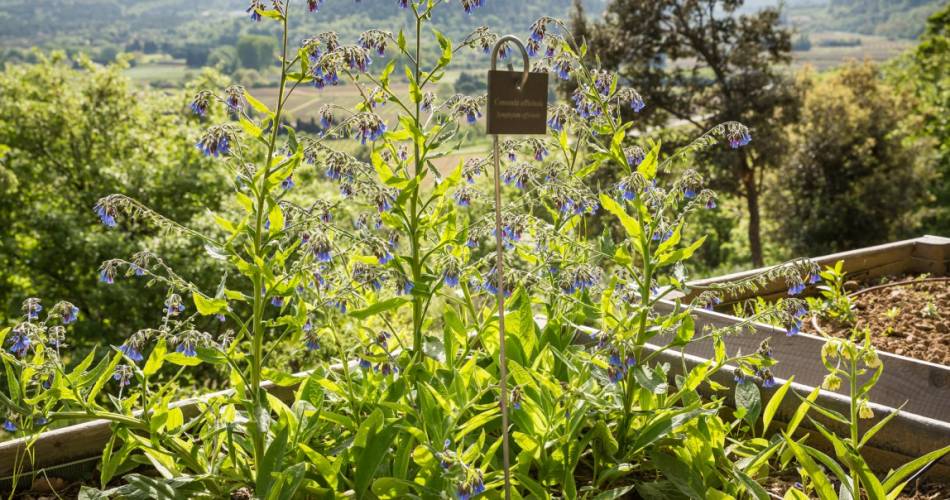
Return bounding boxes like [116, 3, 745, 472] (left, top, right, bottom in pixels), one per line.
[761, 374, 777, 389]
[466, 109, 481, 124]
[786, 319, 802, 337]
[554, 59, 572, 80]
[444, 271, 459, 288]
[94, 203, 117, 228]
[377, 251, 393, 265]
[26, 302, 42, 321]
[608, 367, 624, 383]
[99, 269, 114, 284]
[461, 0, 483, 14]
[176, 342, 197, 357]
[271, 296, 285, 307]
[358, 358, 371, 369]
[2, 420, 16, 433]
[247, 1, 264, 21]
[526, 39, 540, 57]
[788, 283, 806, 296]
[8, 334, 30, 357]
[119, 343, 144, 363]
[608, 351, 621, 368]
[281, 175, 295, 190]
[630, 96, 646, 113]
[533, 145, 548, 161]
[216, 313, 227, 322]
[625, 355, 636, 368]
[808, 273, 820, 284]
[307, 0, 322, 11]
[618, 178, 637, 201]
[684, 188, 696, 199]
[705, 199, 717, 209]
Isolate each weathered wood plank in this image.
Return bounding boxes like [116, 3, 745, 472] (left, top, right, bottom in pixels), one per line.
[681, 237, 950, 304]
[654, 301, 950, 420]
[641, 343, 950, 482]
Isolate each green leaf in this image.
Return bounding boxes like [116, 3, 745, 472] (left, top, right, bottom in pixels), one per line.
[87, 351, 122, 404]
[656, 236, 706, 268]
[786, 386, 819, 435]
[600, 193, 642, 241]
[267, 203, 284, 236]
[244, 90, 274, 117]
[763, 376, 794, 435]
[354, 412, 397, 498]
[239, 116, 262, 138]
[858, 403, 903, 449]
[637, 142, 660, 179]
[781, 432, 838, 500]
[735, 381, 762, 427]
[256, 423, 289, 496]
[432, 28, 452, 68]
[143, 340, 167, 377]
[192, 291, 227, 316]
[881, 444, 950, 493]
[349, 297, 408, 320]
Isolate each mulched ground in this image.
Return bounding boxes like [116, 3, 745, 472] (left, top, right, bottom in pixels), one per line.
[815, 276, 949, 365]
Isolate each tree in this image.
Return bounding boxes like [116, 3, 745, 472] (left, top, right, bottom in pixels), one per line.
[236, 35, 274, 71]
[208, 45, 240, 74]
[575, 0, 800, 265]
[0, 53, 228, 345]
[772, 63, 934, 255]
[896, 4, 950, 234]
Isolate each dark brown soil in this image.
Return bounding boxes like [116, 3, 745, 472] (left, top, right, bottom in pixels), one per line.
[816, 276, 950, 365]
[764, 474, 950, 499]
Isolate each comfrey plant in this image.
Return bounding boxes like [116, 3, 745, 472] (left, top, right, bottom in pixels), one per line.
[807, 260, 856, 326]
[780, 329, 950, 500]
[1, 1, 849, 499]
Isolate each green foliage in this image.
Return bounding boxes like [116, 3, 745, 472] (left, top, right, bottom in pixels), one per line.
[0, 52, 228, 346]
[822, 0, 945, 39]
[236, 35, 275, 71]
[773, 62, 934, 256]
[577, 0, 801, 266]
[806, 260, 856, 325]
[781, 328, 950, 499]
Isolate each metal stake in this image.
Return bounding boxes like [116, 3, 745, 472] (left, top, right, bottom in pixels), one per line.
[489, 35, 529, 500]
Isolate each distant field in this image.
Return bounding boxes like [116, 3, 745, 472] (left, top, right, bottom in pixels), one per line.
[792, 31, 913, 70]
[124, 61, 193, 84]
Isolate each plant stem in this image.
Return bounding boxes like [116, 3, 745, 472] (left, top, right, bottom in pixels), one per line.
[849, 356, 860, 497]
[249, 1, 292, 482]
[410, 11, 424, 362]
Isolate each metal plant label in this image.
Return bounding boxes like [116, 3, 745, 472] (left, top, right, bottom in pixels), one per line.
[486, 70, 548, 135]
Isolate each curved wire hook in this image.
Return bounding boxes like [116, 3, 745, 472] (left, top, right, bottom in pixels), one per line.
[490, 35, 530, 91]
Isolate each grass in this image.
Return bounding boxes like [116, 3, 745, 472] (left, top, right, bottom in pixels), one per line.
[124, 61, 193, 85]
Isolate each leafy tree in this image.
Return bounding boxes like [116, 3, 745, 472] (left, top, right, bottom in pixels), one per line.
[207, 45, 240, 74]
[453, 71, 486, 94]
[0, 53, 228, 346]
[772, 63, 934, 255]
[894, 3, 950, 234]
[575, 0, 800, 266]
[236, 34, 274, 71]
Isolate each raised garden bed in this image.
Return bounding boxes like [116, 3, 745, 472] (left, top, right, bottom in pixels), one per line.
[674, 235, 950, 481]
[814, 275, 949, 365]
[3, 236, 949, 494]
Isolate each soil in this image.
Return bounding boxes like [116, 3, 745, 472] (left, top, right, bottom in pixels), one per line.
[764, 474, 950, 499]
[815, 276, 950, 365]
